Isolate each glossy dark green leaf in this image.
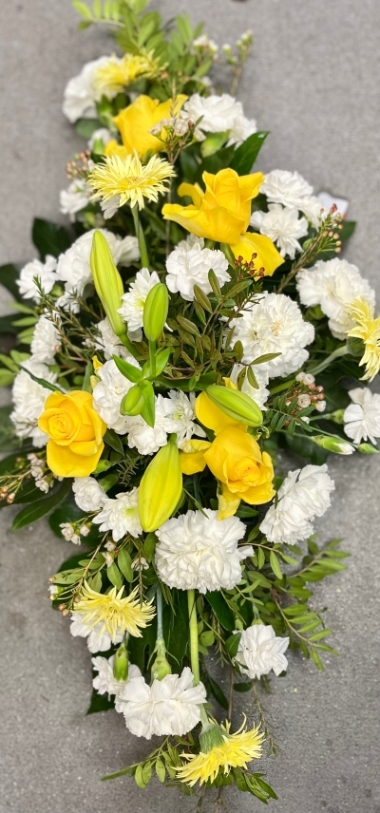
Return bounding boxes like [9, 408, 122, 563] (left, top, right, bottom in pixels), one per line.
[206, 591, 235, 631]
[0, 264, 23, 301]
[32, 218, 72, 260]
[87, 687, 114, 715]
[230, 131, 269, 175]
[103, 428, 125, 455]
[12, 480, 72, 530]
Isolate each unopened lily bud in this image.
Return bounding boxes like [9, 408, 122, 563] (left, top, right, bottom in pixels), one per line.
[121, 383, 146, 417]
[206, 384, 263, 428]
[138, 436, 182, 531]
[113, 642, 129, 682]
[151, 639, 172, 681]
[90, 231, 126, 339]
[357, 443, 379, 454]
[143, 283, 169, 341]
[310, 434, 354, 455]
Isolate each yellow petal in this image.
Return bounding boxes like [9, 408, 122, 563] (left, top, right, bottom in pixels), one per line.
[177, 182, 204, 207]
[217, 484, 241, 520]
[179, 440, 211, 475]
[195, 391, 242, 435]
[47, 440, 104, 478]
[230, 232, 285, 276]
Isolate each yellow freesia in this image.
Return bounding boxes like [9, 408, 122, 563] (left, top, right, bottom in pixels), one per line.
[38, 391, 106, 478]
[105, 94, 187, 159]
[162, 168, 284, 275]
[180, 390, 275, 519]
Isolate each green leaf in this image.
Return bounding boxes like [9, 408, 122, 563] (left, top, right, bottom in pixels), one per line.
[269, 550, 282, 579]
[205, 673, 228, 709]
[72, 0, 92, 19]
[107, 562, 123, 589]
[206, 591, 235, 631]
[32, 218, 71, 260]
[234, 680, 254, 692]
[11, 480, 72, 531]
[113, 355, 142, 383]
[155, 759, 166, 783]
[87, 687, 114, 715]
[117, 549, 133, 582]
[135, 764, 147, 789]
[0, 370, 15, 387]
[225, 632, 241, 659]
[103, 428, 124, 455]
[143, 532, 157, 562]
[0, 263, 23, 301]
[230, 131, 269, 175]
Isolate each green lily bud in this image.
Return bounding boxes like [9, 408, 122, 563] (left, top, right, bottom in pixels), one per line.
[121, 384, 146, 416]
[138, 436, 182, 531]
[205, 384, 263, 428]
[357, 443, 379, 454]
[113, 642, 129, 682]
[199, 724, 226, 753]
[151, 639, 172, 681]
[310, 434, 355, 455]
[90, 231, 126, 339]
[143, 283, 169, 341]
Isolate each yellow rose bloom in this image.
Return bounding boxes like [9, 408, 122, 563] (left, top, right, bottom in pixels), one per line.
[162, 168, 284, 276]
[105, 94, 187, 159]
[180, 391, 275, 519]
[38, 391, 106, 478]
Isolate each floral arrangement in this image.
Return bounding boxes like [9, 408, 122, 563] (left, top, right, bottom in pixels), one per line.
[2, 0, 380, 806]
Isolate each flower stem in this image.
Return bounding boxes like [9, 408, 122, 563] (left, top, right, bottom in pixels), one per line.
[188, 589, 200, 686]
[149, 340, 157, 377]
[309, 344, 349, 376]
[131, 205, 150, 269]
[156, 585, 164, 640]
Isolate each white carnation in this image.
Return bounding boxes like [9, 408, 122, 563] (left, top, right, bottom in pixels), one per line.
[92, 358, 138, 434]
[93, 487, 142, 541]
[296, 258, 376, 339]
[62, 56, 115, 123]
[343, 388, 380, 445]
[11, 359, 57, 447]
[92, 655, 142, 697]
[73, 477, 106, 512]
[230, 364, 270, 411]
[17, 255, 57, 302]
[182, 93, 256, 145]
[116, 667, 207, 739]
[126, 395, 169, 455]
[250, 204, 308, 259]
[59, 178, 91, 221]
[235, 624, 289, 679]
[87, 317, 132, 360]
[162, 390, 206, 446]
[30, 315, 61, 364]
[118, 268, 161, 336]
[230, 292, 315, 378]
[260, 463, 335, 545]
[70, 612, 123, 652]
[166, 238, 230, 301]
[260, 169, 313, 209]
[155, 509, 253, 593]
[56, 229, 139, 308]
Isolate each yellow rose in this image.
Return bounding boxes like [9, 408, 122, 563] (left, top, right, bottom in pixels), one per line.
[38, 391, 107, 478]
[180, 391, 275, 519]
[105, 94, 187, 159]
[162, 168, 284, 276]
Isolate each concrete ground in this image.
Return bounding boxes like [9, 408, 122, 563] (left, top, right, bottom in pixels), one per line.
[0, 1, 380, 811]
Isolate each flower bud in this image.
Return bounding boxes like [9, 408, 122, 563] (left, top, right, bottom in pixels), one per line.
[138, 437, 183, 531]
[143, 283, 169, 341]
[113, 642, 129, 682]
[121, 383, 146, 416]
[205, 384, 263, 428]
[310, 434, 355, 455]
[357, 443, 379, 454]
[151, 639, 172, 681]
[90, 231, 126, 339]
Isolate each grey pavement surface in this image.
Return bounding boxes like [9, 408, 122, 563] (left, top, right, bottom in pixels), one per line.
[0, 1, 380, 812]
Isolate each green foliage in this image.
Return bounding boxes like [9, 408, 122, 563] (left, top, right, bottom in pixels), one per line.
[11, 481, 72, 531]
[32, 218, 72, 260]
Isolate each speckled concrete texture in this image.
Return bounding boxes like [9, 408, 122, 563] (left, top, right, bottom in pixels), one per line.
[0, 1, 380, 812]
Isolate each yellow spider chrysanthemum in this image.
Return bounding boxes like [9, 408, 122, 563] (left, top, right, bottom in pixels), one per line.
[347, 297, 380, 381]
[176, 719, 264, 787]
[74, 582, 155, 639]
[93, 52, 162, 96]
[88, 153, 175, 210]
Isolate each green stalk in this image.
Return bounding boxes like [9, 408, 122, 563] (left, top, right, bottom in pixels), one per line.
[149, 340, 157, 378]
[131, 205, 150, 269]
[156, 585, 164, 640]
[188, 589, 200, 686]
[309, 344, 349, 376]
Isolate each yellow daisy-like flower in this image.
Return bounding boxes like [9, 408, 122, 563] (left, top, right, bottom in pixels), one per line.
[176, 720, 264, 787]
[93, 52, 161, 96]
[347, 297, 380, 381]
[88, 152, 175, 210]
[74, 582, 155, 639]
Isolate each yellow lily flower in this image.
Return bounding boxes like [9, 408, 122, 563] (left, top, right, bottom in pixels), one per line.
[105, 94, 187, 159]
[162, 168, 284, 276]
[180, 390, 275, 519]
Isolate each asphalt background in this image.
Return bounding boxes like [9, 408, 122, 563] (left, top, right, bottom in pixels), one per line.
[0, 1, 379, 812]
